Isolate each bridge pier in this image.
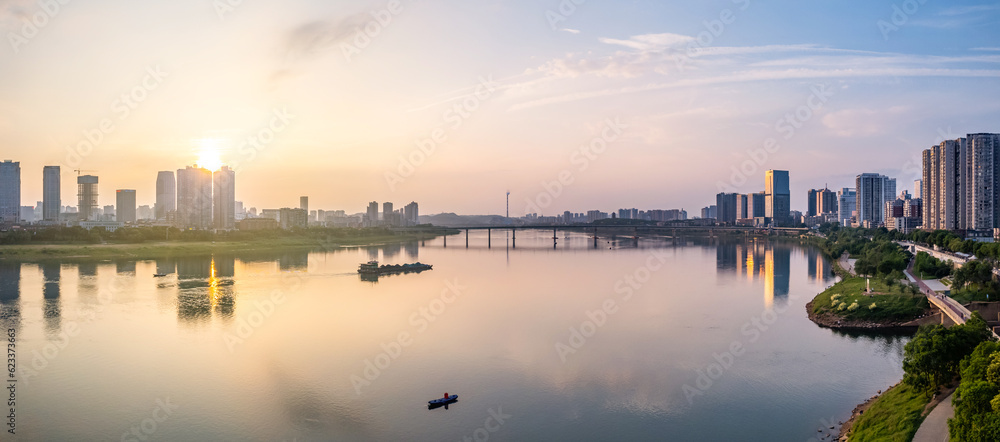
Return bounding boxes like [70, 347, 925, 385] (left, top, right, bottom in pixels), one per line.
[553, 228, 558, 248]
[444, 235, 447, 248]
[512, 228, 516, 249]
[466, 229, 469, 248]
[488, 228, 491, 248]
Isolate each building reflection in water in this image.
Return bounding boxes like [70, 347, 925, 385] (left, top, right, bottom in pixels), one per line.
[403, 241, 419, 259]
[156, 258, 177, 277]
[382, 242, 401, 260]
[115, 260, 136, 275]
[806, 249, 833, 282]
[717, 239, 791, 309]
[177, 256, 236, 324]
[41, 262, 61, 335]
[76, 262, 98, 306]
[0, 262, 20, 330]
[765, 244, 791, 308]
[366, 246, 379, 262]
[278, 251, 308, 272]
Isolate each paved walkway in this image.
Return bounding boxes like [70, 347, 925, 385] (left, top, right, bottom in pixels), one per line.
[912, 391, 954, 442]
[839, 253, 856, 276]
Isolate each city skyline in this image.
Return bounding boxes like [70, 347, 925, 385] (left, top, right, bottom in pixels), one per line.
[2, 1, 999, 214]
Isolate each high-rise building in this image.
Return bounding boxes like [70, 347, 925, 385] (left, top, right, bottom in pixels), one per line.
[382, 202, 394, 226]
[367, 201, 378, 227]
[856, 173, 895, 226]
[806, 189, 818, 217]
[42, 165, 60, 222]
[922, 139, 967, 230]
[213, 166, 235, 230]
[736, 194, 748, 220]
[137, 205, 153, 220]
[968, 133, 1000, 231]
[715, 192, 738, 224]
[748, 192, 766, 218]
[155, 171, 176, 220]
[0, 160, 20, 224]
[837, 188, 856, 226]
[279, 207, 307, 229]
[404, 201, 419, 226]
[77, 174, 98, 221]
[816, 187, 838, 215]
[914, 179, 922, 199]
[235, 201, 246, 221]
[176, 166, 212, 229]
[115, 189, 136, 223]
[700, 205, 717, 219]
[300, 196, 308, 213]
[765, 170, 790, 226]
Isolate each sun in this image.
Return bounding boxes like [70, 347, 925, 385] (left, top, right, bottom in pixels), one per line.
[195, 138, 226, 171]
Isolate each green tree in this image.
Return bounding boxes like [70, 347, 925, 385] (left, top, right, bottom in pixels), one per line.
[903, 313, 992, 391]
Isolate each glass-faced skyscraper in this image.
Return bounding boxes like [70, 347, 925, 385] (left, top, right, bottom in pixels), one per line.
[42, 166, 60, 221]
[155, 171, 176, 220]
[764, 170, 790, 226]
[0, 160, 20, 224]
[213, 166, 235, 230]
[176, 166, 212, 229]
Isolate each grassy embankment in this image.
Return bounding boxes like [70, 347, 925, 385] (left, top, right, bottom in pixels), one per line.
[0, 231, 453, 261]
[810, 276, 929, 324]
[847, 382, 931, 442]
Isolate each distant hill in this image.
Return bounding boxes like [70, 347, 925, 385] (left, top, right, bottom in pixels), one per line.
[418, 213, 509, 227]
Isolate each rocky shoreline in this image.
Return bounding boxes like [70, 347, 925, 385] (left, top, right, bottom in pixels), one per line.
[805, 300, 921, 331]
[834, 383, 899, 441]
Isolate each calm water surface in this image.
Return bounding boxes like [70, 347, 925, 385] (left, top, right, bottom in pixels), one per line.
[1, 232, 908, 441]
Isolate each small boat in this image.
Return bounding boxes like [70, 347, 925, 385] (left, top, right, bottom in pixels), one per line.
[153, 273, 167, 277]
[428, 393, 458, 405]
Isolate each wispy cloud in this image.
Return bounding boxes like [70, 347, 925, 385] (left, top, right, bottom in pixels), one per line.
[822, 106, 911, 137]
[910, 3, 1000, 28]
[560, 28, 581, 34]
[0, 0, 34, 29]
[938, 3, 1000, 16]
[503, 31, 1000, 111]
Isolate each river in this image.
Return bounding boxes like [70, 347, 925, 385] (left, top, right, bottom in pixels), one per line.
[0, 231, 908, 441]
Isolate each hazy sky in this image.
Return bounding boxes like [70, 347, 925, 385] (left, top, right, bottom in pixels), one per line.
[2, 0, 999, 216]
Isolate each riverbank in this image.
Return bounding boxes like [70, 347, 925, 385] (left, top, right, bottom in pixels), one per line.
[836, 381, 939, 441]
[0, 230, 454, 262]
[836, 382, 954, 441]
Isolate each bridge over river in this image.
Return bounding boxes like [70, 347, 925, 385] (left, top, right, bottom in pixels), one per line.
[396, 224, 809, 248]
